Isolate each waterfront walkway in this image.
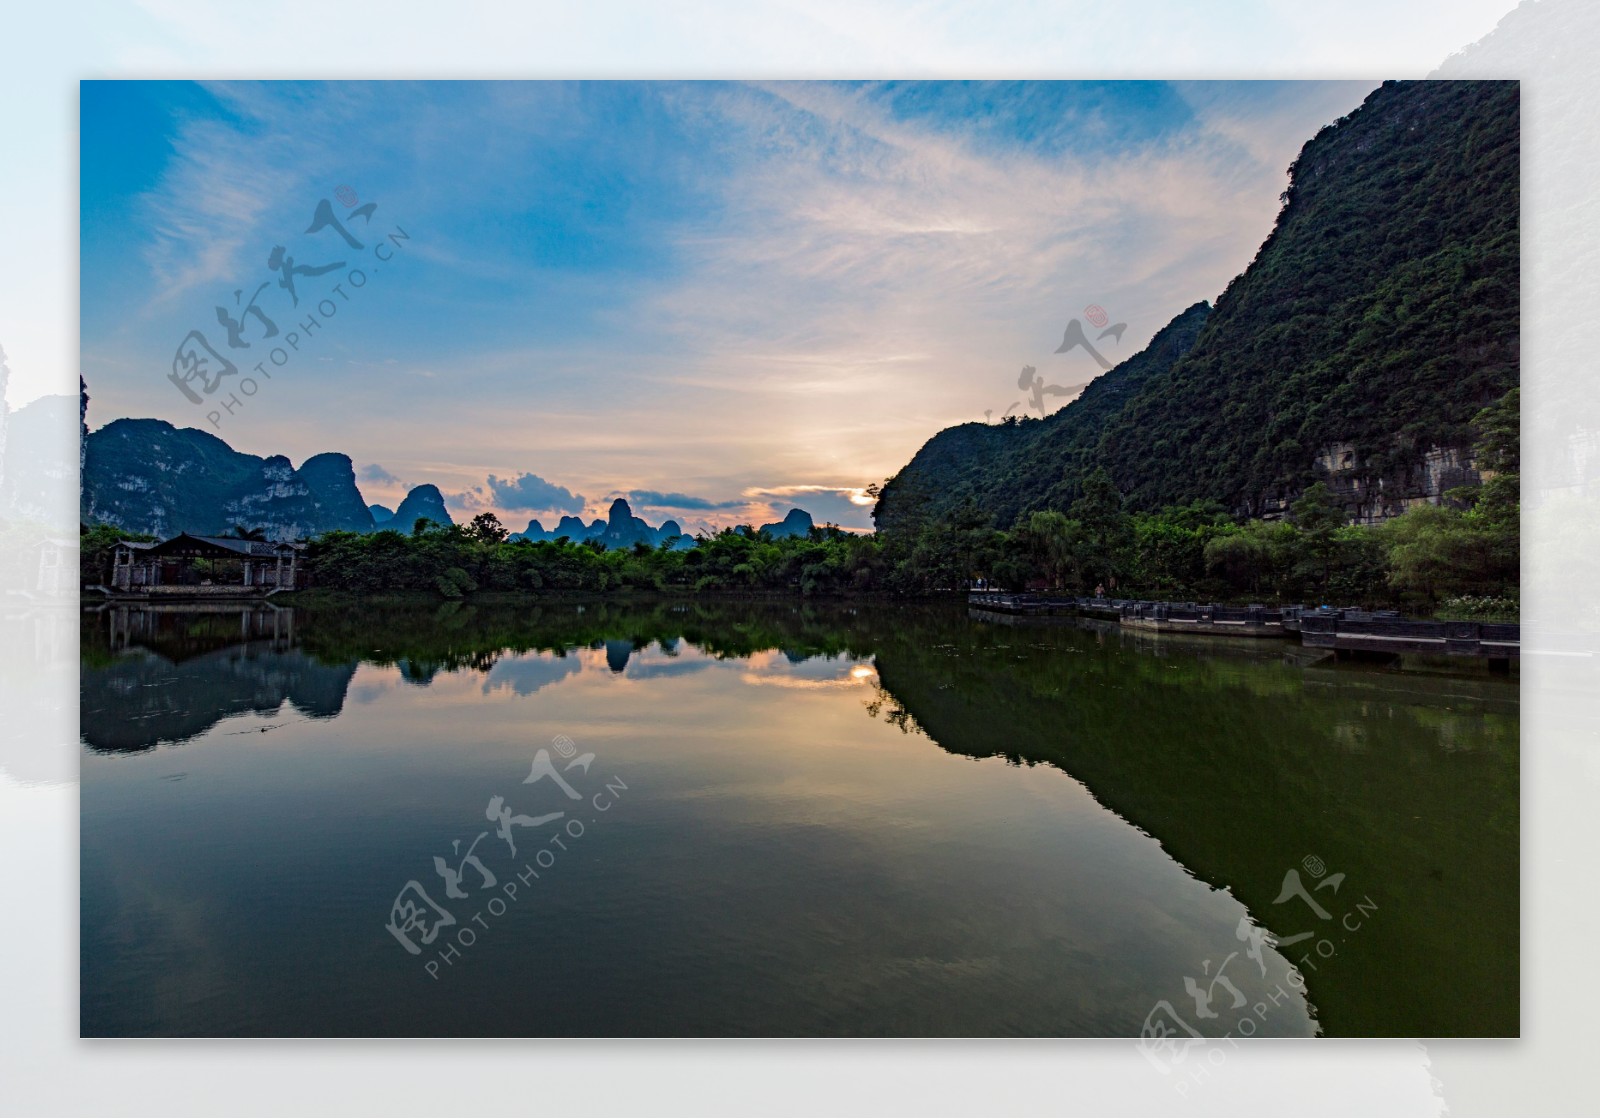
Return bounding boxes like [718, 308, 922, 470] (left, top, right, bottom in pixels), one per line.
[967, 593, 1518, 665]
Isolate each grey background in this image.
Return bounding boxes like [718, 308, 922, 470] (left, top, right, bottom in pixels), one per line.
[2, 1, 1588, 1114]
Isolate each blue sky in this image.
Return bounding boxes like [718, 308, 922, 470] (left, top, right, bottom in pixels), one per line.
[80, 79, 1377, 532]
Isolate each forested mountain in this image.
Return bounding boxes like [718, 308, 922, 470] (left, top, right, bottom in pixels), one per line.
[80, 415, 811, 548]
[875, 79, 1518, 533]
[874, 302, 1211, 536]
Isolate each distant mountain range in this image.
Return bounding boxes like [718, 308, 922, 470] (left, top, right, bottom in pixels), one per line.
[79, 416, 813, 545]
[513, 499, 815, 548]
[512, 497, 689, 549]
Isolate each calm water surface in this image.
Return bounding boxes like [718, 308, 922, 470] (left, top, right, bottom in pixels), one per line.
[79, 599, 1518, 1037]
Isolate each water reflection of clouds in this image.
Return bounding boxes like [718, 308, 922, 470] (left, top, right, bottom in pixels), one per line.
[627, 658, 718, 681]
[534, 639, 883, 688]
[392, 638, 880, 698]
[348, 678, 397, 705]
[481, 652, 583, 697]
[739, 650, 878, 690]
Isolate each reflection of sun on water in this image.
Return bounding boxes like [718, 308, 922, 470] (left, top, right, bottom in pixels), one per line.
[739, 658, 880, 691]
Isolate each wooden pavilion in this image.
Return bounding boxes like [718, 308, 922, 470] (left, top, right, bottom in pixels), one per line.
[107, 533, 306, 599]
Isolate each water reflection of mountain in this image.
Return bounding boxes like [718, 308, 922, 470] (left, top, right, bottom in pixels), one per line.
[81, 644, 359, 753]
[77, 597, 1516, 1036]
[80, 606, 357, 753]
[284, 598, 876, 668]
[865, 616, 1518, 1039]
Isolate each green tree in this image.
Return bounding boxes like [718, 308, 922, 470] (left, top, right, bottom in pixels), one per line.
[1070, 468, 1131, 590]
[1380, 505, 1476, 603]
[1472, 387, 1519, 474]
[79, 523, 155, 587]
[1204, 520, 1291, 599]
[1022, 511, 1081, 590]
[467, 512, 510, 544]
[1290, 482, 1346, 598]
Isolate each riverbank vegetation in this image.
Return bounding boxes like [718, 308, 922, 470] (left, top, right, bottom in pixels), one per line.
[80, 392, 1517, 614]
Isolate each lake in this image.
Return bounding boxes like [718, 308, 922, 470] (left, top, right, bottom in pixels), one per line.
[79, 598, 1518, 1037]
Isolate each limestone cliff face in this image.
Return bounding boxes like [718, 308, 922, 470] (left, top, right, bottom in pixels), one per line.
[298, 453, 378, 533]
[1306, 443, 1480, 524]
[1246, 442, 1481, 524]
[81, 419, 374, 540]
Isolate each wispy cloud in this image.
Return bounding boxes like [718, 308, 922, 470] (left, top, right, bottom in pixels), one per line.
[138, 114, 300, 307]
[84, 80, 1378, 531]
[445, 487, 488, 512]
[613, 78, 1378, 495]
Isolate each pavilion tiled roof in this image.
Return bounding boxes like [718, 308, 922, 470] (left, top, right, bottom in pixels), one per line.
[117, 533, 306, 558]
[185, 535, 300, 557]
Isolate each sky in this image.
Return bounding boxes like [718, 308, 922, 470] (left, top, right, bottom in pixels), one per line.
[78, 78, 1383, 532]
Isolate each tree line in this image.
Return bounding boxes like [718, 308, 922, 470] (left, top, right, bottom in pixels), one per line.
[79, 391, 1517, 616]
[877, 389, 1517, 615]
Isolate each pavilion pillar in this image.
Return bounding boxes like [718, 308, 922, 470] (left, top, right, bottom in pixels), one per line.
[244, 560, 253, 587]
